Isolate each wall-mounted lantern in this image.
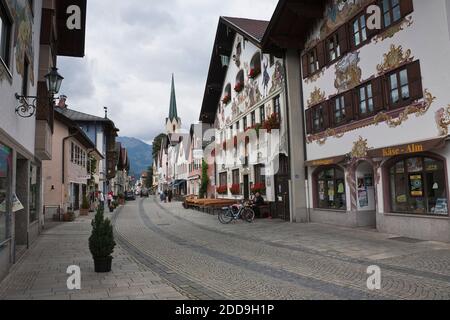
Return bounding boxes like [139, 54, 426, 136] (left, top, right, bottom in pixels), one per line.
[15, 67, 64, 118]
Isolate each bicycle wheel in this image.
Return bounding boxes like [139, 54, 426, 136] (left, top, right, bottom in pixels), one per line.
[218, 209, 234, 224]
[242, 207, 255, 223]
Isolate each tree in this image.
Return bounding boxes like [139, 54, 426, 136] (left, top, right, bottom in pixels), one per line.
[199, 160, 209, 199]
[152, 133, 166, 160]
[145, 165, 153, 189]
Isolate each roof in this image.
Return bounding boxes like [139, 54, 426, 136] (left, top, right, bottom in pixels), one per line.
[168, 74, 179, 122]
[221, 16, 269, 43]
[57, 107, 120, 133]
[198, 16, 269, 124]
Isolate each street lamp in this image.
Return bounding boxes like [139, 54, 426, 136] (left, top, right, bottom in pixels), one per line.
[15, 67, 64, 118]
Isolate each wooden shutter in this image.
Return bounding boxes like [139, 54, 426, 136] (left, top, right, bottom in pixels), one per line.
[301, 53, 309, 79]
[316, 42, 326, 69]
[344, 91, 354, 123]
[337, 24, 350, 56]
[305, 108, 313, 134]
[372, 77, 385, 112]
[407, 60, 423, 101]
[400, 0, 414, 17]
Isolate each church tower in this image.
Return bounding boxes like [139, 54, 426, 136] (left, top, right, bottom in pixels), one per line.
[166, 74, 181, 136]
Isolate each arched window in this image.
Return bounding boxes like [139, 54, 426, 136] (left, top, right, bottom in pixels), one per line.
[249, 52, 261, 78]
[388, 155, 448, 215]
[222, 84, 231, 104]
[235, 70, 244, 93]
[314, 166, 346, 210]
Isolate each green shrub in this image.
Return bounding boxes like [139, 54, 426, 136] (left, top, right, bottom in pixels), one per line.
[89, 207, 116, 258]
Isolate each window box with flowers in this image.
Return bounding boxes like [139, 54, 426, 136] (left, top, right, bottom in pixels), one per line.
[262, 113, 280, 133]
[248, 66, 261, 79]
[251, 182, 266, 194]
[230, 184, 241, 195]
[234, 82, 244, 93]
[217, 185, 228, 195]
[222, 94, 231, 104]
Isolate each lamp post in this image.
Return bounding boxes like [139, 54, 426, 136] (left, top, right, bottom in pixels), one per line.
[15, 67, 64, 118]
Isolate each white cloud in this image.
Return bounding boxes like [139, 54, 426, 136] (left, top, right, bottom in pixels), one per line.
[58, 0, 278, 142]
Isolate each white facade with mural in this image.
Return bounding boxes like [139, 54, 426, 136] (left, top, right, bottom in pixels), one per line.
[214, 32, 288, 204]
[301, 0, 450, 242]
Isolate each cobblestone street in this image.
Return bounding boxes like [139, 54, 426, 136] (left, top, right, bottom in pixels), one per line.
[1, 197, 450, 300]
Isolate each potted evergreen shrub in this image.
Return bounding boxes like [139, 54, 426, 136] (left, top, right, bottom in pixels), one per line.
[89, 207, 116, 273]
[80, 195, 90, 216]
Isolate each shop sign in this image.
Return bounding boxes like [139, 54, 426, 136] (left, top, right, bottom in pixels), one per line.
[381, 143, 424, 157]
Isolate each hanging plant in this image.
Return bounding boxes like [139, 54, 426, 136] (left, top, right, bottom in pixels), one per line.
[248, 66, 261, 79]
[222, 94, 231, 104]
[263, 113, 280, 133]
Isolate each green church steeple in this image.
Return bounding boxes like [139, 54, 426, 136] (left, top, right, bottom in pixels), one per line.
[169, 74, 178, 122]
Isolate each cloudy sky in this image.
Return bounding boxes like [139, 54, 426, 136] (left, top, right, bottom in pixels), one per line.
[58, 0, 278, 145]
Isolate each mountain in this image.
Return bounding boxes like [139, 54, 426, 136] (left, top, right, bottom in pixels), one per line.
[116, 137, 152, 179]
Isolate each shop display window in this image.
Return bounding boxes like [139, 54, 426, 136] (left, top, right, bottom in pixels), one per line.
[316, 167, 346, 210]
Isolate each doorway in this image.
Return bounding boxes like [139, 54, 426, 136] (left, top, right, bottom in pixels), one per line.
[243, 175, 249, 200]
[355, 161, 376, 227]
[274, 155, 290, 221]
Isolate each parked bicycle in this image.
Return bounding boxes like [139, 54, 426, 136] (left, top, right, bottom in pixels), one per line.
[219, 200, 255, 224]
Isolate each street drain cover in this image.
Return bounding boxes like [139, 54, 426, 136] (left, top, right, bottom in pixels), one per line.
[389, 237, 425, 243]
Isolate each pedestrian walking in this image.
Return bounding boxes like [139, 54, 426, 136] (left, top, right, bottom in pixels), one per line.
[98, 191, 105, 211]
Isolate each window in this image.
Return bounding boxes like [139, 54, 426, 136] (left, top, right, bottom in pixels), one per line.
[389, 156, 448, 216]
[307, 49, 319, 74]
[0, 143, 12, 242]
[357, 83, 374, 117]
[219, 172, 227, 187]
[273, 95, 280, 121]
[254, 164, 266, 195]
[389, 68, 409, 105]
[29, 165, 38, 223]
[232, 169, 240, 185]
[251, 111, 256, 127]
[315, 167, 346, 210]
[312, 105, 326, 133]
[71, 143, 75, 163]
[269, 54, 275, 67]
[333, 96, 346, 125]
[236, 120, 240, 131]
[260, 105, 265, 123]
[243, 116, 248, 130]
[0, 2, 12, 67]
[382, 0, 401, 28]
[352, 14, 368, 47]
[249, 52, 261, 78]
[326, 33, 341, 63]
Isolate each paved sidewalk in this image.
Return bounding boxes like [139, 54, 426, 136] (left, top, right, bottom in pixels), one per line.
[0, 211, 185, 300]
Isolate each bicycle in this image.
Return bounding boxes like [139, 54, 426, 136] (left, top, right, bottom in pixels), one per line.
[218, 200, 255, 224]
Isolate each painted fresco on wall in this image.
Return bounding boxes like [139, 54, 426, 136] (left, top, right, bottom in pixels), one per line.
[217, 43, 284, 130]
[5, 0, 35, 85]
[334, 52, 362, 93]
[306, 0, 372, 49]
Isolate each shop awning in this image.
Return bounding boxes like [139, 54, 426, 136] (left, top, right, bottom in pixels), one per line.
[305, 156, 347, 167]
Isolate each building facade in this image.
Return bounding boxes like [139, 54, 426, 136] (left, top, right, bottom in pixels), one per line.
[199, 17, 291, 219]
[0, 0, 87, 281]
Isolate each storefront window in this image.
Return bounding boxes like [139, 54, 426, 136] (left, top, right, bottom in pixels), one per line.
[0, 143, 12, 243]
[316, 167, 346, 210]
[389, 156, 448, 215]
[29, 165, 38, 223]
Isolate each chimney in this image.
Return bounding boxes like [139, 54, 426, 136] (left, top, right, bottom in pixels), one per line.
[58, 95, 67, 109]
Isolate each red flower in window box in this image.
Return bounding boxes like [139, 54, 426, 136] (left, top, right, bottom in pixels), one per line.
[234, 82, 244, 93]
[262, 113, 280, 133]
[216, 185, 228, 195]
[248, 67, 261, 79]
[251, 182, 266, 194]
[222, 94, 231, 104]
[229, 184, 240, 195]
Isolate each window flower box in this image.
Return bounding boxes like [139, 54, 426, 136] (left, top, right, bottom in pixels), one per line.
[248, 67, 261, 79]
[262, 113, 280, 133]
[222, 95, 231, 104]
[251, 182, 266, 194]
[230, 184, 241, 195]
[234, 82, 244, 93]
[217, 185, 228, 195]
